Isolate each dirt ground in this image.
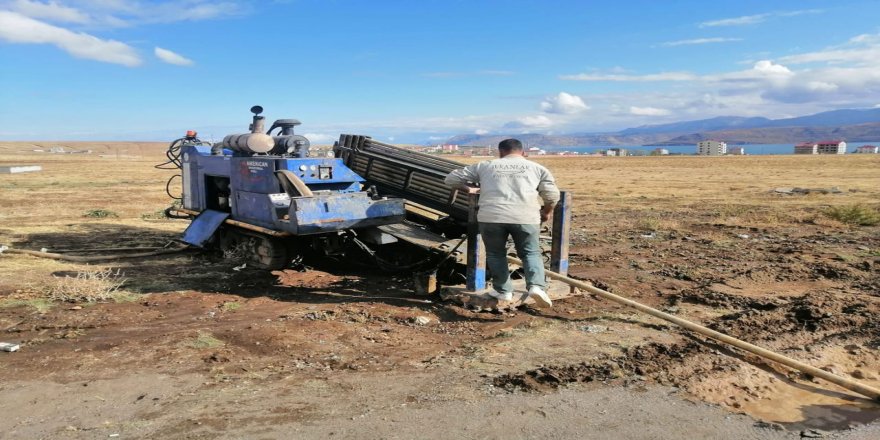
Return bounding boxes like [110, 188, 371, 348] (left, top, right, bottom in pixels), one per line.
[1, 143, 879, 439]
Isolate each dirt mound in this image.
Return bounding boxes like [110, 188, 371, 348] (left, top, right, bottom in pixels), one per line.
[493, 358, 623, 392]
[671, 288, 782, 311]
[494, 285, 880, 430]
[711, 292, 879, 339]
[494, 342, 702, 392]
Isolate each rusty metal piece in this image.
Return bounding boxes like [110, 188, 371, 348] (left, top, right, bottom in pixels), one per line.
[173, 208, 292, 237]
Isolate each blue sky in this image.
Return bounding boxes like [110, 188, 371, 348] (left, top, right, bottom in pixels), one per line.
[1, 0, 879, 143]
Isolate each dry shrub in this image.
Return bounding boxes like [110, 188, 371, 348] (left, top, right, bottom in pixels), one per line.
[635, 217, 661, 232]
[83, 209, 118, 218]
[0, 298, 53, 313]
[729, 208, 791, 227]
[222, 242, 250, 262]
[633, 214, 681, 233]
[47, 268, 127, 303]
[824, 204, 880, 226]
[711, 204, 753, 219]
[785, 208, 814, 224]
[188, 331, 224, 349]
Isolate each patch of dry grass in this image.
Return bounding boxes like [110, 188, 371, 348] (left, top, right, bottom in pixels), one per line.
[187, 331, 224, 349]
[0, 297, 53, 313]
[83, 209, 118, 218]
[633, 214, 681, 233]
[824, 204, 880, 226]
[46, 268, 127, 303]
[1, 147, 879, 297]
[221, 301, 241, 312]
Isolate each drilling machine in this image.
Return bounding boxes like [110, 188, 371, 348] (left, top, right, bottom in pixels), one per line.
[164, 106, 470, 279]
[163, 106, 571, 293]
[165, 106, 408, 269]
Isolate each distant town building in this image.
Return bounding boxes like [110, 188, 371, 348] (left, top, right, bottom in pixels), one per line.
[603, 149, 616, 157]
[816, 140, 846, 154]
[794, 140, 846, 154]
[652, 148, 669, 155]
[728, 146, 745, 155]
[697, 140, 727, 156]
[440, 144, 459, 152]
[854, 145, 879, 154]
[608, 148, 627, 157]
[794, 142, 818, 154]
[0, 165, 42, 174]
[526, 146, 546, 155]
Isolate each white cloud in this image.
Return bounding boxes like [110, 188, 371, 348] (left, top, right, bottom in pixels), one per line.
[423, 70, 516, 78]
[154, 46, 193, 66]
[540, 92, 589, 114]
[107, 0, 244, 24]
[774, 33, 880, 74]
[4, 0, 245, 27]
[805, 81, 838, 92]
[0, 1, 244, 66]
[779, 46, 880, 66]
[169, 2, 241, 21]
[751, 60, 791, 74]
[563, 60, 793, 84]
[659, 37, 742, 47]
[777, 9, 824, 17]
[849, 33, 880, 44]
[699, 9, 822, 28]
[154, 31, 878, 139]
[503, 115, 554, 129]
[548, 31, 880, 128]
[629, 106, 670, 116]
[0, 11, 140, 66]
[303, 133, 336, 144]
[560, 71, 697, 82]
[700, 13, 770, 27]
[8, 0, 91, 23]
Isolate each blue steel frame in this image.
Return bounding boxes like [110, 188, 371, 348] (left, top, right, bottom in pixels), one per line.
[180, 145, 405, 237]
[465, 194, 486, 290]
[550, 191, 572, 276]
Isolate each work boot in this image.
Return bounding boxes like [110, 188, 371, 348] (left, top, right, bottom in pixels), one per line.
[487, 290, 513, 302]
[528, 286, 552, 308]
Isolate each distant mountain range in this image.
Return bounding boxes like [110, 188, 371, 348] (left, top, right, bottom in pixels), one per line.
[446, 108, 880, 148]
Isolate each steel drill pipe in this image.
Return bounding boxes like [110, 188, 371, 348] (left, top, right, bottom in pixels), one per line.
[507, 256, 880, 402]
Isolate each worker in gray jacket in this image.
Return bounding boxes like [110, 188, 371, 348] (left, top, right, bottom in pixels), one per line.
[444, 138, 560, 307]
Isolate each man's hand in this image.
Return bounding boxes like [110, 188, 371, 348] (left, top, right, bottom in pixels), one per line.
[540, 205, 554, 223]
[462, 186, 480, 195]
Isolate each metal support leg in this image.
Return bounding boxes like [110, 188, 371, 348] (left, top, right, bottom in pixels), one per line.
[550, 191, 572, 277]
[466, 194, 486, 291]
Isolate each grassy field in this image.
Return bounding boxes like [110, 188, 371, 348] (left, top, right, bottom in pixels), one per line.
[1, 144, 878, 292]
[1, 142, 879, 437]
